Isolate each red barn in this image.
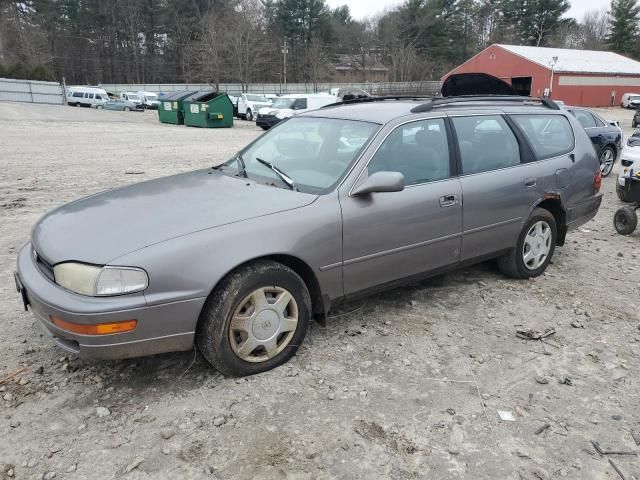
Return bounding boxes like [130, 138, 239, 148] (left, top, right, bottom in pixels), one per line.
[443, 44, 640, 107]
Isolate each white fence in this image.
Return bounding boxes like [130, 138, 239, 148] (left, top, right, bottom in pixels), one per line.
[0, 78, 65, 104]
[100, 81, 443, 96]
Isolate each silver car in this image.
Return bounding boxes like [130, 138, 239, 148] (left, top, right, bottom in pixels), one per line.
[15, 92, 603, 376]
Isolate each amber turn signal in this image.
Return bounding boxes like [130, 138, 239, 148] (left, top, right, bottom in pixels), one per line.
[51, 316, 137, 335]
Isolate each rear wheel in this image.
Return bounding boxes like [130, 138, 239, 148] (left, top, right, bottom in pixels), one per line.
[197, 260, 311, 376]
[599, 146, 616, 177]
[497, 208, 557, 279]
[614, 206, 638, 235]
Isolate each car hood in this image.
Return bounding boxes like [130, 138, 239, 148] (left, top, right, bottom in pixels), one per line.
[32, 170, 317, 265]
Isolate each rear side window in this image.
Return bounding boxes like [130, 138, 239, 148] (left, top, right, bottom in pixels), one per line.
[510, 115, 575, 160]
[72, 92, 83, 98]
[452, 115, 520, 175]
[571, 109, 596, 128]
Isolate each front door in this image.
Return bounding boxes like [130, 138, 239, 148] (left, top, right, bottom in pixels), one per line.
[340, 117, 463, 295]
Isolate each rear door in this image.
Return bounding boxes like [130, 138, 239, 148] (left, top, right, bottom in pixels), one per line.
[452, 113, 544, 260]
[340, 117, 462, 295]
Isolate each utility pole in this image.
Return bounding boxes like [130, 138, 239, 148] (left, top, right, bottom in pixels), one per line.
[548, 56, 558, 98]
[282, 38, 288, 94]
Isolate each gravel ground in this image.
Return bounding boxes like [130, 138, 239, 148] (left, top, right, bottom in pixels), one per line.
[0, 103, 639, 480]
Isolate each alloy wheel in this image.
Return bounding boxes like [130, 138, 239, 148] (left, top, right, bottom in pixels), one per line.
[522, 221, 552, 270]
[229, 286, 298, 363]
[600, 148, 615, 176]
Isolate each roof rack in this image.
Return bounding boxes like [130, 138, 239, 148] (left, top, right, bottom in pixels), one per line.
[410, 95, 561, 113]
[322, 95, 434, 109]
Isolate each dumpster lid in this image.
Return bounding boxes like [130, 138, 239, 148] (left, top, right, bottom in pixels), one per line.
[182, 91, 215, 102]
[162, 90, 197, 101]
[189, 91, 227, 103]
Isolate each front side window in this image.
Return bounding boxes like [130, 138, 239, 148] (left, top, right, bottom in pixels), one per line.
[511, 114, 575, 160]
[571, 109, 597, 128]
[222, 117, 379, 193]
[368, 118, 450, 185]
[452, 115, 520, 175]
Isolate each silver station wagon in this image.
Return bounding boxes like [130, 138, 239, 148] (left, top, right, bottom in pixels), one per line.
[15, 76, 603, 376]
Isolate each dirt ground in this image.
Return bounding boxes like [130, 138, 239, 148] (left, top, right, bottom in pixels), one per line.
[0, 103, 639, 480]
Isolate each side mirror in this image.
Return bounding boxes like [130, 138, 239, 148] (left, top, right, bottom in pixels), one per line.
[351, 171, 405, 196]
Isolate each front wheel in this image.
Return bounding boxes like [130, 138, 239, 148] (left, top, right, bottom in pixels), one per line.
[197, 260, 311, 376]
[246, 109, 253, 121]
[124, 106, 130, 111]
[497, 208, 557, 279]
[614, 206, 638, 235]
[600, 146, 616, 177]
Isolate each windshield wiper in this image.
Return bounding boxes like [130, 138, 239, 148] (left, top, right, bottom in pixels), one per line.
[255, 157, 296, 191]
[236, 153, 248, 178]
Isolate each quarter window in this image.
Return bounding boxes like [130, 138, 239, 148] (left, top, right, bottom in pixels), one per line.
[368, 118, 450, 185]
[511, 115, 574, 159]
[452, 115, 520, 175]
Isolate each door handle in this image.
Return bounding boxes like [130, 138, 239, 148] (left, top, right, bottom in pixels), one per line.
[524, 177, 537, 187]
[439, 194, 459, 207]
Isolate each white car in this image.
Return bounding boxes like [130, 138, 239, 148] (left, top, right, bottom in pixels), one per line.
[256, 93, 338, 130]
[66, 86, 109, 108]
[617, 130, 640, 201]
[621, 93, 640, 109]
[237, 93, 272, 121]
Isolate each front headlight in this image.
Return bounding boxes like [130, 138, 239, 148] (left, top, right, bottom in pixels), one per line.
[53, 263, 148, 296]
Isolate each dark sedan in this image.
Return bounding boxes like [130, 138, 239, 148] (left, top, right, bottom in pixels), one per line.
[565, 107, 623, 177]
[633, 109, 639, 128]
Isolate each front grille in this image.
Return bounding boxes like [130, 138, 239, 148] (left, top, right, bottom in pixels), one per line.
[33, 249, 55, 281]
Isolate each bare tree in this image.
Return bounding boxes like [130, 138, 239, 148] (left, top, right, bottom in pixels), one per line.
[227, 0, 268, 91]
[188, 10, 230, 91]
[581, 8, 610, 50]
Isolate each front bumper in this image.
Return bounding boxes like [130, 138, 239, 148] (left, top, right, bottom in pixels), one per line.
[15, 243, 204, 359]
[256, 115, 282, 129]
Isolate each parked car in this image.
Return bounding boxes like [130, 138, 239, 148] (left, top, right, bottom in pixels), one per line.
[564, 106, 623, 177]
[256, 93, 338, 130]
[237, 93, 271, 121]
[120, 92, 144, 109]
[617, 130, 640, 202]
[136, 91, 160, 109]
[66, 86, 109, 108]
[14, 76, 603, 376]
[621, 93, 640, 109]
[632, 109, 640, 128]
[100, 99, 144, 112]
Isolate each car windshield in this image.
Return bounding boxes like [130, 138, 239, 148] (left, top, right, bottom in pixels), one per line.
[128, 94, 140, 101]
[247, 95, 267, 102]
[271, 98, 297, 109]
[221, 117, 379, 193]
[631, 96, 640, 101]
[146, 94, 158, 100]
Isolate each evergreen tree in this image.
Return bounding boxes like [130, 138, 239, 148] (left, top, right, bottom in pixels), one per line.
[607, 0, 640, 57]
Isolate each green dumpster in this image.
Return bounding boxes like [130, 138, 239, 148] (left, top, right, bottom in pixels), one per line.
[183, 92, 234, 128]
[157, 90, 196, 125]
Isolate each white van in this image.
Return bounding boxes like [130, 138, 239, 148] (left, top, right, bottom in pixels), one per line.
[137, 91, 160, 109]
[621, 93, 640, 108]
[66, 86, 109, 107]
[256, 93, 338, 130]
[237, 93, 272, 121]
[120, 92, 144, 109]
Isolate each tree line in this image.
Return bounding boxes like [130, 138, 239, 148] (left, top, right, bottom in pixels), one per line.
[0, 0, 639, 88]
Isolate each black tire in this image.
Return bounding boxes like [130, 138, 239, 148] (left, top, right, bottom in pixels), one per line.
[616, 182, 631, 202]
[614, 206, 638, 235]
[246, 109, 253, 121]
[260, 126, 269, 130]
[599, 145, 616, 177]
[124, 106, 130, 111]
[197, 260, 311, 377]
[497, 208, 557, 279]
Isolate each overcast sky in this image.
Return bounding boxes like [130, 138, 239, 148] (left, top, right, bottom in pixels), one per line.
[326, 0, 612, 21]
